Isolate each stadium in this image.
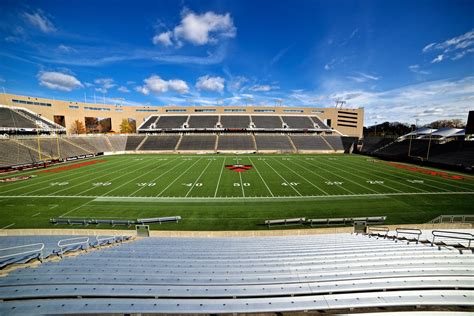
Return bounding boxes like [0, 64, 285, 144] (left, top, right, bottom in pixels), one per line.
[1, 1, 473, 314]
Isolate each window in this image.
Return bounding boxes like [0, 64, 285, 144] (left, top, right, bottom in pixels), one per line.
[12, 99, 52, 107]
[254, 109, 275, 113]
[84, 106, 111, 111]
[69, 105, 80, 109]
[312, 110, 324, 114]
[283, 109, 304, 113]
[224, 108, 246, 112]
[166, 109, 187, 112]
[195, 109, 216, 112]
[136, 109, 158, 112]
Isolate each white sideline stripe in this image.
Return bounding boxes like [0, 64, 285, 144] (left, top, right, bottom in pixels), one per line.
[213, 157, 226, 198]
[0, 223, 15, 230]
[2, 191, 469, 201]
[185, 159, 213, 197]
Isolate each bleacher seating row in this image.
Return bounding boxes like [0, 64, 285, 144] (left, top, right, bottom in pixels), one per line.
[138, 115, 331, 130]
[0, 106, 65, 132]
[0, 232, 472, 314]
[0, 134, 347, 167]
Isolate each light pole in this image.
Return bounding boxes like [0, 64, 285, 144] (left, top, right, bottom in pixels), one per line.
[374, 121, 378, 136]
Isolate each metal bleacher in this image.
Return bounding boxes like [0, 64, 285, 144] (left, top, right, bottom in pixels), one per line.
[220, 115, 250, 129]
[139, 135, 180, 151]
[217, 135, 255, 151]
[282, 116, 315, 129]
[251, 115, 283, 129]
[0, 233, 472, 314]
[255, 135, 294, 151]
[155, 116, 188, 129]
[178, 135, 216, 151]
[187, 116, 218, 129]
[290, 135, 332, 151]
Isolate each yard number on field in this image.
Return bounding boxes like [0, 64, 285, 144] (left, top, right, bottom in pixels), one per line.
[50, 182, 69, 186]
[182, 183, 203, 187]
[137, 182, 156, 187]
[325, 181, 343, 185]
[366, 180, 384, 184]
[282, 182, 299, 186]
[234, 182, 250, 186]
[93, 182, 112, 186]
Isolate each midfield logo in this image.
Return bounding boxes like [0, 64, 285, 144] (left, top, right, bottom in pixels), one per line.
[225, 164, 253, 172]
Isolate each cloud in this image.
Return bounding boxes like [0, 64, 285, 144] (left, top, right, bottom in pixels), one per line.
[431, 54, 444, 63]
[195, 75, 225, 92]
[94, 78, 115, 93]
[136, 75, 189, 95]
[422, 29, 474, 62]
[23, 10, 56, 33]
[37, 71, 83, 91]
[58, 44, 75, 53]
[270, 45, 293, 66]
[117, 86, 130, 93]
[408, 64, 430, 75]
[249, 84, 279, 92]
[153, 10, 236, 47]
[347, 72, 380, 83]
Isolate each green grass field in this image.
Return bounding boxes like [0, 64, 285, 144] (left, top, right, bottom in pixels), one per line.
[1, 154, 473, 230]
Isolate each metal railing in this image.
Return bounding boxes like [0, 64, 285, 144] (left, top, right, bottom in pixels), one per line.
[0, 243, 45, 264]
[429, 215, 474, 224]
[395, 228, 422, 243]
[432, 230, 474, 248]
[57, 237, 89, 256]
[367, 226, 389, 237]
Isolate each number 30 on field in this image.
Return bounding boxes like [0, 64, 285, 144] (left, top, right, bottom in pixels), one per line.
[234, 183, 250, 186]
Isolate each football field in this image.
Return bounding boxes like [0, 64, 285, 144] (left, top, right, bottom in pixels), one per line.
[1, 154, 473, 230]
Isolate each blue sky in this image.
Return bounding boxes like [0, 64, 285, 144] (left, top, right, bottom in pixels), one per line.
[0, 0, 473, 125]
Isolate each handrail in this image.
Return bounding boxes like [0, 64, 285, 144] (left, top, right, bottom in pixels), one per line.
[429, 214, 474, 224]
[95, 235, 116, 246]
[0, 243, 45, 263]
[367, 226, 389, 237]
[57, 237, 89, 255]
[395, 228, 422, 242]
[432, 230, 474, 248]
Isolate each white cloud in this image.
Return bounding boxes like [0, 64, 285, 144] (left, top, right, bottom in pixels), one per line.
[431, 54, 444, 63]
[195, 75, 225, 92]
[37, 71, 83, 91]
[94, 78, 115, 93]
[347, 72, 380, 83]
[154, 10, 236, 47]
[249, 84, 279, 92]
[408, 64, 430, 75]
[422, 29, 474, 62]
[23, 10, 56, 33]
[58, 44, 74, 53]
[136, 75, 189, 95]
[117, 86, 130, 93]
[152, 31, 173, 46]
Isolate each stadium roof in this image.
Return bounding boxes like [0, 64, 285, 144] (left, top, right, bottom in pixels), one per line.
[431, 127, 463, 137]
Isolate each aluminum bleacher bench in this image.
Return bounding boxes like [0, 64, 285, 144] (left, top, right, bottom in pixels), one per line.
[265, 218, 305, 228]
[308, 216, 386, 227]
[136, 216, 181, 224]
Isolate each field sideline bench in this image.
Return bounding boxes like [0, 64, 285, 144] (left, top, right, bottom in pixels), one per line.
[265, 218, 305, 228]
[50, 216, 181, 227]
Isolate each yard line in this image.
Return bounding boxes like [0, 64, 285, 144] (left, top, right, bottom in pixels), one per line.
[31, 212, 41, 217]
[185, 159, 213, 197]
[303, 157, 403, 192]
[236, 157, 245, 197]
[47, 157, 155, 196]
[248, 157, 274, 197]
[58, 199, 94, 218]
[129, 159, 188, 196]
[0, 157, 126, 195]
[0, 223, 15, 230]
[261, 159, 302, 196]
[213, 157, 226, 198]
[156, 158, 203, 197]
[271, 158, 332, 195]
[104, 157, 180, 196]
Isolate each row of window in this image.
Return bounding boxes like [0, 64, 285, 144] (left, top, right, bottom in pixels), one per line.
[12, 99, 52, 107]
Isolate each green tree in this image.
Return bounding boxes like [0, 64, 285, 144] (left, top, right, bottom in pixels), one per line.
[69, 120, 86, 134]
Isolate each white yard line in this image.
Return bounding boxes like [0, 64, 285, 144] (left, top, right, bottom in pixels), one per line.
[248, 157, 274, 197]
[58, 199, 94, 218]
[185, 159, 213, 197]
[236, 157, 245, 197]
[293, 158, 377, 194]
[0, 223, 15, 230]
[261, 160, 302, 196]
[213, 157, 226, 198]
[31, 212, 41, 217]
[128, 159, 188, 196]
[156, 158, 203, 197]
[271, 158, 331, 195]
[104, 157, 180, 196]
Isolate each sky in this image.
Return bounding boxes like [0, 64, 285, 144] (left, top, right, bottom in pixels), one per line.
[0, 0, 473, 126]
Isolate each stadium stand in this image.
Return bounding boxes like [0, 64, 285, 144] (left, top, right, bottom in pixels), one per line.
[251, 115, 283, 129]
[311, 116, 331, 129]
[155, 116, 188, 129]
[220, 115, 250, 129]
[0, 139, 41, 167]
[83, 136, 113, 152]
[187, 115, 218, 129]
[290, 135, 332, 151]
[323, 135, 345, 151]
[255, 135, 294, 151]
[107, 135, 127, 152]
[15, 109, 63, 130]
[125, 135, 145, 151]
[67, 137, 98, 153]
[217, 135, 255, 151]
[139, 116, 159, 129]
[281, 116, 315, 129]
[0, 107, 37, 129]
[360, 136, 396, 154]
[140, 135, 180, 151]
[178, 135, 217, 151]
[0, 233, 472, 314]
